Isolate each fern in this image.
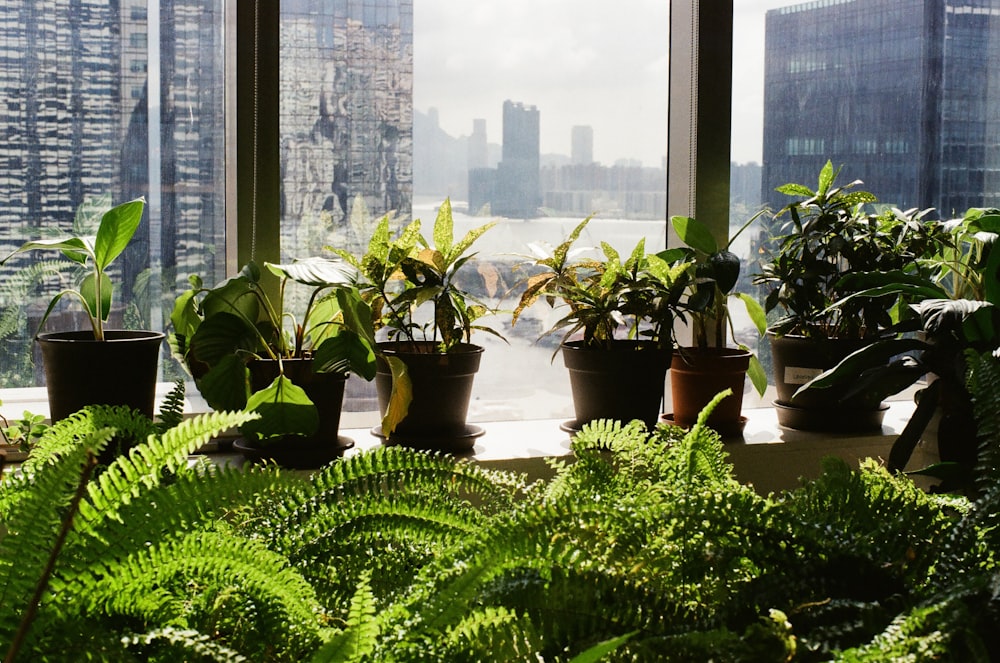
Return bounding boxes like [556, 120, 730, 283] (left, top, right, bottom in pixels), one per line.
[156, 378, 187, 432]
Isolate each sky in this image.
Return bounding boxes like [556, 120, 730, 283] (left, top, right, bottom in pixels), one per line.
[414, 0, 797, 167]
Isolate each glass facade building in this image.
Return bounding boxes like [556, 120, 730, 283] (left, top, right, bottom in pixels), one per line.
[762, 0, 1000, 217]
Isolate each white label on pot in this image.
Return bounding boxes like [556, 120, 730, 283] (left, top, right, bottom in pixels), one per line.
[784, 366, 823, 385]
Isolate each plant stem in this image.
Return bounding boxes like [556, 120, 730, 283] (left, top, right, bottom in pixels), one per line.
[5, 451, 97, 663]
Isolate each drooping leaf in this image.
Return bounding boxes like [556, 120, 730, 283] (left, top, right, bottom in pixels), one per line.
[314, 332, 376, 381]
[195, 353, 251, 411]
[734, 292, 767, 336]
[241, 374, 318, 443]
[380, 355, 411, 435]
[708, 250, 740, 295]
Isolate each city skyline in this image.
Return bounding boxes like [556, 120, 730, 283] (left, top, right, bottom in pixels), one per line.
[414, 0, 800, 168]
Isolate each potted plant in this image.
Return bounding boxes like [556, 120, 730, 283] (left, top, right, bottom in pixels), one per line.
[170, 257, 377, 468]
[0, 197, 165, 424]
[669, 213, 768, 435]
[327, 198, 504, 452]
[513, 215, 695, 431]
[799, 207, 1000, 491]
[752, 160, 950, 430]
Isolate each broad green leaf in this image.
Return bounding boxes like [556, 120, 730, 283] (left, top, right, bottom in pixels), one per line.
[93, 197, 145, 272]
[337, 288, 376, 347]
[190, 311, 262, 365]
[241, 374, 319, 443]
[196, 354, 251, 411]
[734, 292, 767, 335]
[313, 332, 376, 380]
[745, 352, 768, 396]
[170, 288, 202, 339]
[266, 256, 358, 287]
[80, 272, 113, 322]
[671, 215, 718, 255]
[798, 338, 928, 394]
[201, 273, 260, 323]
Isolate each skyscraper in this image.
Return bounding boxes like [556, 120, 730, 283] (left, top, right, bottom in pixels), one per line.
[494, 100, 540, 218]
[571, 125, 594, 165]
[761, 0, 1000, 217]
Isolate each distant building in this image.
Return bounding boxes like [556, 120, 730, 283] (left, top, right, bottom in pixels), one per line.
[571, 125, 594, 165]
[762, 0, 1000, 217]
[467, 100, 541, 218]
[468, 118, 489, 169]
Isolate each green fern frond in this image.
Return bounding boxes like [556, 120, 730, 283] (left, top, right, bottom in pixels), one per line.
[89, 530, 324, 660]
[311, 572, 379, 663]
[75, 409, 258, 538]
[156, 379, 187, 432]
[124, 626, 250, 662]
[0, 433, 110, 650]
[18, 405, 157, 475]
[967, 350, 1000, 492]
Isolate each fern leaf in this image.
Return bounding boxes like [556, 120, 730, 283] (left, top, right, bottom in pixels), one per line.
[311, 572, 379, 663]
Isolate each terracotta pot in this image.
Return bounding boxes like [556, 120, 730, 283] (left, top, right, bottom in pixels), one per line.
[241, 358, 353, 469]
[37, 329, 164, 421]
[374, 341, 484, 452]
[670, 346, 750, 436]
[768, 332, 886, 431]
[562, 340, 671, 430]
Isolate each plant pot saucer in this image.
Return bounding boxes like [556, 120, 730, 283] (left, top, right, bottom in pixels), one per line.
[773, 400, 888, 432]
[370, 424, 484, 454]
[659, 413, 748, 438]
[233, 435, 354, 470]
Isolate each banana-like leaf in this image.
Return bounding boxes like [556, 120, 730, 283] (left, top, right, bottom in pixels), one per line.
[671, 215, 718, 255]
[80, 272, 113, 322]
[93, 198, 145, 272]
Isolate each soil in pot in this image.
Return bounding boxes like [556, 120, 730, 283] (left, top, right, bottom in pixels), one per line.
[562, 340, 671, 431]
[669, 347, 750, 437]
[239, 359, 354, 469]
[374, 341, 484, 453]
[769, 332, 886, 432]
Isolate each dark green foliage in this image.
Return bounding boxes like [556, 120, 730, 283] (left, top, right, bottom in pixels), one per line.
[3, 357, 1000, 660]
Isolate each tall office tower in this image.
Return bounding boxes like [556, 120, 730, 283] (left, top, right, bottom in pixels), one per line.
[762, 0, 1000, 217]
[281, 0, 413, 258]
[468, 118, 489, 169]
[495, 100, 540, 218]
[571, 125, 594, 165]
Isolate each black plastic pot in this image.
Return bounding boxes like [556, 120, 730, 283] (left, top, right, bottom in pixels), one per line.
[239, 358, 353, 469]
[374, 341, 484, 452]
[769, 332, 886, 432]
[37, 330, 164, 421]
[562, 340, 671, 431]
[670, 346, 750, 436]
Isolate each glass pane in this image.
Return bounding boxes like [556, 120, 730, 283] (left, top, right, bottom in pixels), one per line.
[733, 0, 977, 403]
[278, 1, 669, 425]
[0, 0, 228, 388]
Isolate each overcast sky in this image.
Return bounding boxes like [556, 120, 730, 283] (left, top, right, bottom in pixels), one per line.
[414, 0, 796, 167]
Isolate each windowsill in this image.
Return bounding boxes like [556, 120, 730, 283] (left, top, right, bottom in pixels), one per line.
[2, 387, 926, 495]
